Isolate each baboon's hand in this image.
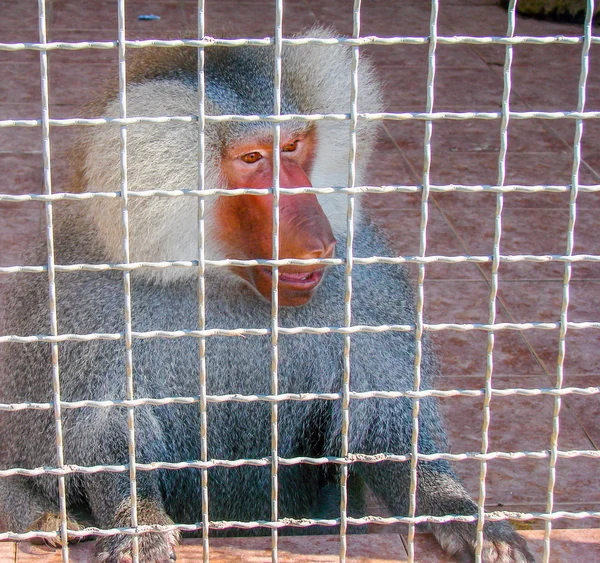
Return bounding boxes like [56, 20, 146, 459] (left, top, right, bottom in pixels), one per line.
[28, 512, 84, 548]
[432, 520, 535, 563]
[95, 527, 179, 563]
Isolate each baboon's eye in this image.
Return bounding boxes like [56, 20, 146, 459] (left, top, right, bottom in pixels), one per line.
[241, 152, 263, 164]
[282, 140, 299, 152]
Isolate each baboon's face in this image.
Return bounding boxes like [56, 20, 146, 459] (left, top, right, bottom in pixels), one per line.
[217, 129, 335, 307]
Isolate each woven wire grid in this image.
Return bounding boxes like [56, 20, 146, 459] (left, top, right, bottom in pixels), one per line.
[0, 1, 599, 562]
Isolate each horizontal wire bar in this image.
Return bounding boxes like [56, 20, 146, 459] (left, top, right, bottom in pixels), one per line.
[1, 35, 600, 53]
[3, 320, 599, 344]
[2, 111, 600, 130]
[370, 111, 600, 121]
[1, 183, 600, 204]
[1, 448, 598, 478]
[2, 253, 600, 276]
[2, 509, 598, 542]
[1, 386, 598, 412]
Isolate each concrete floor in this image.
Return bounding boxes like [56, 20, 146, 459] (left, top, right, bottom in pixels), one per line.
[1, 0, 599, 561]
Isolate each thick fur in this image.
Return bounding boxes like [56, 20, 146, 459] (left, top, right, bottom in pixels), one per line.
[0, 28, 533, 563]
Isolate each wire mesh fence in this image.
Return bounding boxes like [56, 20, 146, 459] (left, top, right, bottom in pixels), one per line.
[0, 1, 599, 563]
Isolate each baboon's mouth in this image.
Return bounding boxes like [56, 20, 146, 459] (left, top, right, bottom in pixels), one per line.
[258, 266, 325, 291]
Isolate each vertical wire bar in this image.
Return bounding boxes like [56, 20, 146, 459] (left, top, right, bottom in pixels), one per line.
[271, 1, 284, 561]
[117, 1, 140, 561]
[474, 2, 516, 561]
[339, 2, 361, 562]
[406, 2, 438, 561]
[37, 0, 70, 559]
[196, 1, 209, 561]
[543, 2, 593, 561]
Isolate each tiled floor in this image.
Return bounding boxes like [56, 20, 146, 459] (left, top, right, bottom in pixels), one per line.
[1, 0, 599, 561]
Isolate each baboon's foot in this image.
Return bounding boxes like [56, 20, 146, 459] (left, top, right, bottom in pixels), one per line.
[95, 498, 179, 563]
[28, 512, 84, 548]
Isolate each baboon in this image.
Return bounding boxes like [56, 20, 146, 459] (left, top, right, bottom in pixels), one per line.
[0, 28, 534, 563]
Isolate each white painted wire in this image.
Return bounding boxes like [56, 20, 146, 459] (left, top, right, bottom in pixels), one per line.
[3, 507, 600, 545]
[37, 0, 70, 559]
[406, 1, 437, 561]
[2, 34, 600, 52]
[2, 385, 600, 416]
[2, 507, 599, 544]
[2, 252, 600, 278]
[1, 445, 600, 480]
[3, 109, 600, 132]
[543, 1, 595, 561]
[2, 320, 598, 347]
[116, 1, 140, 561]
[1, 180, 600, 208]
[339, 2, 361, 560]
[270, 2, 284, 560]
[196, 1, 209, 561]
[475, 1, 516, 560]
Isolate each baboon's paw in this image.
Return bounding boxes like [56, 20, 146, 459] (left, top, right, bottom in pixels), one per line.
[28, 512, 83, 548]
[96, 528, 179, 563]
[433, 520, 535, 563]
[96, 498, 179, 563]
